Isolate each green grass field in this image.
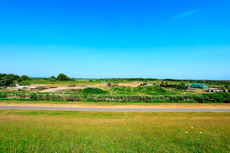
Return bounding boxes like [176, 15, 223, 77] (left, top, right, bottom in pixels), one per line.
[0, 110, 229, 152]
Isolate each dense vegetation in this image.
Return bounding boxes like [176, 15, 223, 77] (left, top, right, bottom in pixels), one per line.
[0, 73, 76, 87]
[1, 73, 230, 103]
[0, 92, 229, 103]
[0, 73, 31, 87]
[57, 73, 71, 81]
[111, 86, 169, 95]
[81, 87, 109, 94]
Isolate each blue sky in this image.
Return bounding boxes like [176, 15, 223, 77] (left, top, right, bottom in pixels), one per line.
[0, 0, 230, 79]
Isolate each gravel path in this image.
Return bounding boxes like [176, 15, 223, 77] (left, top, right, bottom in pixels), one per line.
[0, 106, 230, 112]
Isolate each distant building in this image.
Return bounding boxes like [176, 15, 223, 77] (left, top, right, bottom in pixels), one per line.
[189, 83, 208, 89]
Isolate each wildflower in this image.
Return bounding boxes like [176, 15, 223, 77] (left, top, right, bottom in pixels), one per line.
[185, 131, 188, 133]
[200, 131, 202, 134]
[191, 127, 193, 129]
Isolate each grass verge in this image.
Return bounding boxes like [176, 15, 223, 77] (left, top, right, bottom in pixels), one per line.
[0, 110, 229, 152]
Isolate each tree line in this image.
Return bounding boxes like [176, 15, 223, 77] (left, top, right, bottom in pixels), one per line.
[0, 74, 30, 87]
[0, 73, 73, 87]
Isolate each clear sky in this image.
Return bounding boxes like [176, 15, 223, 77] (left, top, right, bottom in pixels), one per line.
[0, 0, 230, 79]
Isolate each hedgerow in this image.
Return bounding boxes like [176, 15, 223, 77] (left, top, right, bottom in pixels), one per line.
[0, 92, 229, 103]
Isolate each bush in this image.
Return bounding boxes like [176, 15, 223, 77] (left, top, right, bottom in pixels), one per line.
[50, 76, 56, 79]
[133, 86, 146, 92]
[147, 99, 171, 103]
[155, 87, 167, 93]
[126, 100, 146, 103]
[179, 100, 197, 103]
[87, 98, 97, 102]
[0, 73, 20, 87]
[0, 98, 33, 101]
[81, 87, 109, 94]
[57, 73, 71, 81]
[203, 101, 219, 103]
[113, 86, 132, 92]
[20, 75, 30, 81]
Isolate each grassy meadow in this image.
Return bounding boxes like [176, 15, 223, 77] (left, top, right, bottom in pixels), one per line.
[0, 110, 229, 152]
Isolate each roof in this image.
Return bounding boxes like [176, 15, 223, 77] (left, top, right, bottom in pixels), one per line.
[189, 83, 208, 89]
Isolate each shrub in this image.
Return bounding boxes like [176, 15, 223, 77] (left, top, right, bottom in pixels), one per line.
[133, 86, 146, 93]
[57, 73, 71, 81]
[155, 87, 167, 93]
[20, 75, 30, 81]
[81, 87, 109, 94]
[179, 100, 197, 103]
[87, 97, 97, 102]
[126, 100, 146, 103]
[50, 76, 56, 79]
[147, 99, 171, 103]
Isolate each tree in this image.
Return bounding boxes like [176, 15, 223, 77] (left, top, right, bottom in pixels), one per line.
[0, 77, 14, 87]
[20, 75, 30, 81]
[57, 73, 70, 81]
[50, 75, 56, 79]
[7, 74, 19, 80]
[90, 79, 92, 82]
[0, 73, 20, 87]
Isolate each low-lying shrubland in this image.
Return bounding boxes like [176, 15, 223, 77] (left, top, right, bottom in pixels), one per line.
[82, 87, 109, 94]
[0, 92, 229, 103]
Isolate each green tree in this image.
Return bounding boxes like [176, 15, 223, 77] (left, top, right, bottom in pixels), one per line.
[90, 79, 92, 82]
[0, 73, 20, 87]
[7, 74, 19, 80]
[57, 73, 70, 81]
[50, 75, 56, 79]
[20, 75, 30, 81]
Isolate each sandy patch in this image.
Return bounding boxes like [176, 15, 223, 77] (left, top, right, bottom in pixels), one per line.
[117, 83, 143, 87]
[91, 84, 108, 87]
[39, 86, 85, 93]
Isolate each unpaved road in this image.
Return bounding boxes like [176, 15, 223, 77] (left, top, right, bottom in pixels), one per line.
[39, 86, 85, 93]
[0, 106, 230, 112]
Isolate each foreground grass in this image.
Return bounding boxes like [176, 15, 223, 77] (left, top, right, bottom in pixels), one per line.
[0, 110, 229, 152]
